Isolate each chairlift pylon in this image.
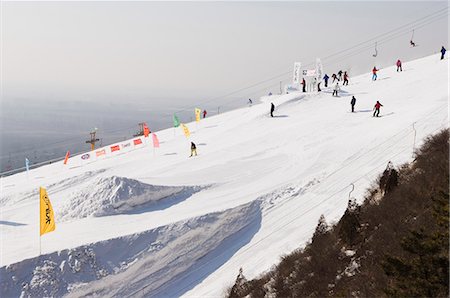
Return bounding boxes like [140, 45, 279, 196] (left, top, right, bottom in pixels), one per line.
[372, 42, 378, 57]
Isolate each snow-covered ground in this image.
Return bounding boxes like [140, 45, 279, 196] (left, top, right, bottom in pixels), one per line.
[0, 54, 448, 297]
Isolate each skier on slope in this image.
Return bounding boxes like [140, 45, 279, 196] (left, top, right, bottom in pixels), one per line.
[373, 100, 383, 117]
[372, 66, 379, 81]
[190, 142, 197, 157]
[248, 98, 253, 105]
[332, 83, 340, 97]
[323, 74, 329, 87]
[410, 40, 416, 47]
[350, 96, 356, 112]
[396, 59, 402, 72]
[301, 78, 306, 92]
[441, 46, 446, 60]
[337, 70, 343, 81]
[203, 110, 207, 119]
[331, 73, 338, 83]
[270, 102, 275, 117]
[343, 71, 349, 86]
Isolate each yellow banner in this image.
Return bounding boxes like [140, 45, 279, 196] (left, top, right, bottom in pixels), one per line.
[195, 108, 201, 122]
[40, 187, 56, 236]
[181, 123, 190, 138]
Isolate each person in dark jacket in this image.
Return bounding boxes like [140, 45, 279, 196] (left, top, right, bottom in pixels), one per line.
[343, 71, 349, 85]
[270, 102, 275, 117]
[301, 78, 306, 92]
[203, 110, 207, 118]
[350, 96, 356, 112]
[190, 142, 197, 157]
[441, 46, 446, 60]
[373, 100, 383, 117]
[331, 73, 338, 83]
[248, 98, 253, 105]
[323, 74, 329, 87]
[337, 70, 343, 81]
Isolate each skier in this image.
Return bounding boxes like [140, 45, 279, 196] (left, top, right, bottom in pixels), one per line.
[343, 71, 349, 85]
[331, 73, 338, 83]
[317, 81, 321, 92]
[396, 59, 402, 72]
[323, 74, 329, 87]
[350, 96, 356, 112]
[337, 70, 343, 81]
[332, 83, 340, 97]
[270, 102, 275, 117]
[248, 98, 253, 105]
[268, 92, 273, 96]
[301, 78, 306, 92]
[203, 110, 207, 119]
[373, 100, 383, 117]
[372, 66, 379, 81]
[441, 46, 446, 60]
[190, 142, 197, 157]
[410, 40, 416, 47]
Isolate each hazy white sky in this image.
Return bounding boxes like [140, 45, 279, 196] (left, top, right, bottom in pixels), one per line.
[2, 1, 448, 104]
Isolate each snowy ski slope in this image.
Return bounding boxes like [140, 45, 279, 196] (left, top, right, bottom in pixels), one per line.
[0, 53, 448, 297]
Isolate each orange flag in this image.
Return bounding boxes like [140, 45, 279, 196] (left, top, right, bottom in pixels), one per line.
[143, 123, 150, 137]
[63, 151, 70, 165]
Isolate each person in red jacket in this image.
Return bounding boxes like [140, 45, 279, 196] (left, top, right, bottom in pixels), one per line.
[343, 71, 349, 85]
[396, 59, 402, 72]
[203, 110, 207, 118]
[372, 67, 379, 81]
[373, 100, 383, 117]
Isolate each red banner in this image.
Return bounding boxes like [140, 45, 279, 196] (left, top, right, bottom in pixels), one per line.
[96, 149, 106, 157]
[111, 145, 120, 152]
[133, 138, 143, 145]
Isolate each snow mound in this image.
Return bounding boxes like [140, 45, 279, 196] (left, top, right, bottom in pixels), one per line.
[0, 200, 262, 298]
[58, 176, 203, 221]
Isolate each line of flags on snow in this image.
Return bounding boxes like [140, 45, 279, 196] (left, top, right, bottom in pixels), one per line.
[58, 108, 202, 166]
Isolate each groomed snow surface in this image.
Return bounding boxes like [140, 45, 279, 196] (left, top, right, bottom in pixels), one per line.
[0, 54, 448, 297]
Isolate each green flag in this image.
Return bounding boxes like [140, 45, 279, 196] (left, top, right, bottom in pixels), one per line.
[173, 114, 180, 128]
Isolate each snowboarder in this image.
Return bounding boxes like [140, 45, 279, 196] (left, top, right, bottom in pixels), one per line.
[301, 78, 306, 92]
[331, 73, 338, 83]
[332, 83, 340, 97]
[337, 70, 343, 81]
[203, 110, 207, 119]
[270, 102, 275, 117]
[373, 100, 383, 117]
[323, 74, 329, 87]
[441, 46, 446, 60]
[396, 59, 402, 72]
[343, 71, 349, 86]
[410, 40, 416, 47]
[350, 96, 356, 112]
[372, 67, 379, 81]
[190, 142, 197, 157]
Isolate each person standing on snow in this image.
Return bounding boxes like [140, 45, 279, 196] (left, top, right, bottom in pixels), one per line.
[332, 83, 340, 97]
[190, 142, 197, 157]
[343, 71, 349, 86]
[270, 102, 275, 117]
[373, 100, 383, 117]
[203, 110, 207, 118]
[323, 74, 329, 87]
[350, 96, 356, 112]
[441, 46, 446, 60]
[372, 66, 379, 81]
[338, 70, 343, 81]
[396, 59, 402, 72]
[301, 78, 306, 92]
[248, 98, 253, 105]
